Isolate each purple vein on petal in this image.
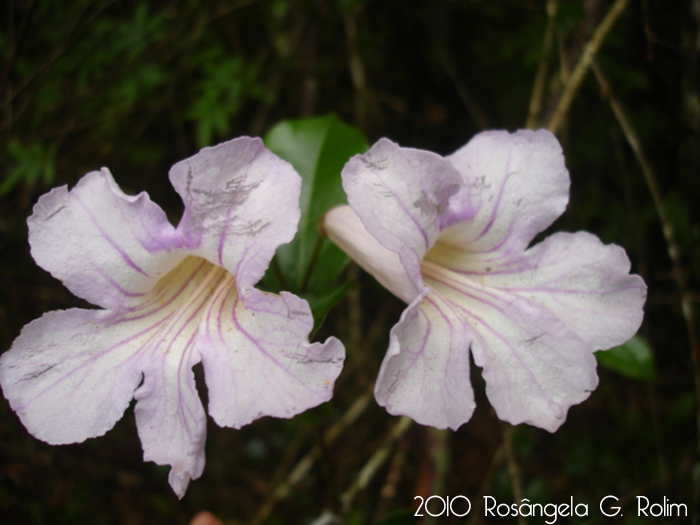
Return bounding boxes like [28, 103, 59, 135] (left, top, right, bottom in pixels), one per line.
[230, 296, 319, 394]
[421, 267, 561, 413]
[421, 261, 508, 308]
[444, 294, 560, 414]
[204, 273, 233, 347]
[110, 188, 169, 255]
[118, 258, 207, 321]
[24, 313, 174, 406]
[177, 335, 200, 439]
[159, 266, 226, 353]
[24, 259, 223, 407]
[217, 210, 236, 267]
[94, 265, 149, 299]
[371, 169, 430, 252]
[473, 153, 513, 244]
[74, 192, 150, 277]
[386, 298, 433, 394]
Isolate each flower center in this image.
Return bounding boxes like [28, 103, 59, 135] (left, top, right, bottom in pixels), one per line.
[422, 239, 493, 288]
[119, 256, 235, 355]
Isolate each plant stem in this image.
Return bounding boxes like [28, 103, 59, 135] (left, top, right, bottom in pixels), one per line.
[340, 416, 413, 513]
[502, 423, 526, 525]
[593, 59, 700, 511]
[466, 444, 506, 525]
[526, 0, 559, 129]
[300, 233, 324, 294]
[343, 7, 369, 131]
[547, 0, 631, 134]
[248, 383, 375, 525]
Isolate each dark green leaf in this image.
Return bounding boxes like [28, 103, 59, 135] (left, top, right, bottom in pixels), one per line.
[264, 114, 367, 294]
[302, 281, 351, 336]
[595, 336, 655, 381]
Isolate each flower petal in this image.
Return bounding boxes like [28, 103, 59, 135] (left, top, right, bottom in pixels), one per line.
[0, 308, 144, 444]
[129, 257, 230, 497]
[323, 205, 415, 303]
[422, 261, 598, 432]
[341, 138, 463, 292]
[134, 346, 206, 499]
[199, 286, 345, 429]
[28, 168, 181, 309]
[375, 291, 475, 430]
[170, 137, 301, 291]
[442, 129, 569, 256]
[0, 256, 231, 498]
[425, 231, 646, 350]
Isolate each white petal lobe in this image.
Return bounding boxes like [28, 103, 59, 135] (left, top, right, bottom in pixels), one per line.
[200, 286, 344, 429]
[342, 138, 462, 289]
[422, 261, 598, 431]
[0, 309, 145, 444]
[28, 169, 181, 309]
[375, 291, 475, 430]
[443, 129, 569, 255]
[170, 137, 302, 291]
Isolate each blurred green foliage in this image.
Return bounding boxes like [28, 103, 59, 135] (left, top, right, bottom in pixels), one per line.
[596, 336, 656, 381]
[1, 139, 56, 197]
[0, 0, 698, 524]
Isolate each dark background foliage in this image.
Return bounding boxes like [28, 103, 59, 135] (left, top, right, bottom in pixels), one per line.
[0, 0, 698, 523]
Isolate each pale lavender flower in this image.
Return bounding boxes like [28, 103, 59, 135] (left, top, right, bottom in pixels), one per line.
[0, 137, 345, 497]
[324, 130, 646, 432]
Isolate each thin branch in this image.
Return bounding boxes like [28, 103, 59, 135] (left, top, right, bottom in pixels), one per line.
[340, 416, 413, 513]
[592, 59, 700, 492]
[502, 423, 526, 525]
[248, 383, 375, 525]
[373, 436, 408, 520]
[300, 233, 325, 294]
[347, 263, 363, 356]
[526, 0, 559, 129]
[1, 0, 118, 113]
[547, 0, 631, 134]
[428, 428, 450, 498]
[438, 45, 491, 130]
[343, 7, 369, 131]
[466, 444, 506, 525]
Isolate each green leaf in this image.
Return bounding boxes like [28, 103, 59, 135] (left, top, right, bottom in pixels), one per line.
[264, 114, 367, 295]
[595, 336, 656, 381]
[303, 281, 351, 336]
